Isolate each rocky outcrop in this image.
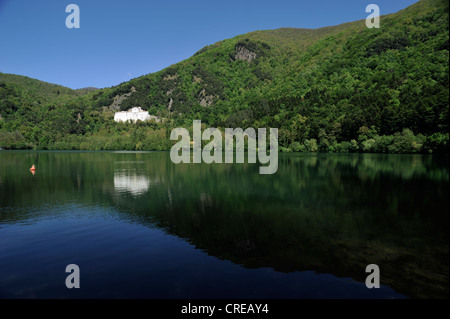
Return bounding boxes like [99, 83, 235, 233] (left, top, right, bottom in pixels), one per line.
[198, 89, 215, 107]
[163, 74, 178, 81]
[192, 75, 202, 84]
[234, 45, 257, 62]
[104, 86, 136, 111]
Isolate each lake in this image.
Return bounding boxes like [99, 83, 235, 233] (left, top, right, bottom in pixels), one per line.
[0, 151, 448, 299]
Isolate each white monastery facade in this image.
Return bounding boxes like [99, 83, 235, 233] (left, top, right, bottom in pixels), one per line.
[114, 107, 160, 123]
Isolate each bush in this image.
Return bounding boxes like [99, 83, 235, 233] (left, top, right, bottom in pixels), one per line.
[349, 140, 359, 152]
[362, 139, 376, 152]
[135, 141, 144, 151]
[424, 132, 449, 154]
[279, 146, 292, 152]
[388, 129, 424, 153]
[290, 141, 302, 152]
[335, 141, 352, 153]
[373, 135, 394, 153]
[0, 130, 30, 149]
[304, 139, 318, 152]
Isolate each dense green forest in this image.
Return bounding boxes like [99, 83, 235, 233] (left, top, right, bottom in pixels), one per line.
[0, 0, 448, 153]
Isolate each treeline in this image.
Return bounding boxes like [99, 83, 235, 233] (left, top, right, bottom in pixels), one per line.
[0, 119, 171, 151]
[282, 128, 448, 154]
[1, 121, 447, 155]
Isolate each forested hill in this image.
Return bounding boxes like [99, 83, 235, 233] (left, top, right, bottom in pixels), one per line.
[0, 0, 448, 153]
[0, 72, 80, 101]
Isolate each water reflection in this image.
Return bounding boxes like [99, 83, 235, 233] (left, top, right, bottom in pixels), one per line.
[114, 171, 151, 196]
[0, 151, 448, 298]
[113, 159, 162, 197]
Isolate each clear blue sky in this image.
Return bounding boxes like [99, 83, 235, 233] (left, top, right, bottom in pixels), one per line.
[0, 0, 419, 89]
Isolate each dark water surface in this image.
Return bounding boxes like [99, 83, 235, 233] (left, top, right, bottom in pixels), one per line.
[0, 151, 448, 298]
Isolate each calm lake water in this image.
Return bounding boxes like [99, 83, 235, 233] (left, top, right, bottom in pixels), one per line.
[0, 151, 448, 299]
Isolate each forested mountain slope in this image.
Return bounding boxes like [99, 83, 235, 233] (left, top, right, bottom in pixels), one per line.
[1, 0, 448, 153]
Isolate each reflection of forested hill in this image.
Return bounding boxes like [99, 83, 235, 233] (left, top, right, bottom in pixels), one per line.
[0, 151, 448, 298]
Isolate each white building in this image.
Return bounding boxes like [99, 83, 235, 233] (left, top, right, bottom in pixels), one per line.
[114, 107, 160, 123]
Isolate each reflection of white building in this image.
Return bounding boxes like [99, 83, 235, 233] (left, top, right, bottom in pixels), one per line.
[114, 170, 160, 196]
[114, 107, 160, 123]
[114, 172, 149, 196]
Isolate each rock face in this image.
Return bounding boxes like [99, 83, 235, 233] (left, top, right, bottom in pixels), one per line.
[163, 74, 178, 81]
[234, 45, 257, 62]
[198, 89, 215, 107]
[114, 107, 160, 123]
[106, 86, 136, 111]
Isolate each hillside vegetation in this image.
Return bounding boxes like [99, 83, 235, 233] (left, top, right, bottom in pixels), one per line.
[0, 0, 448, 153]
